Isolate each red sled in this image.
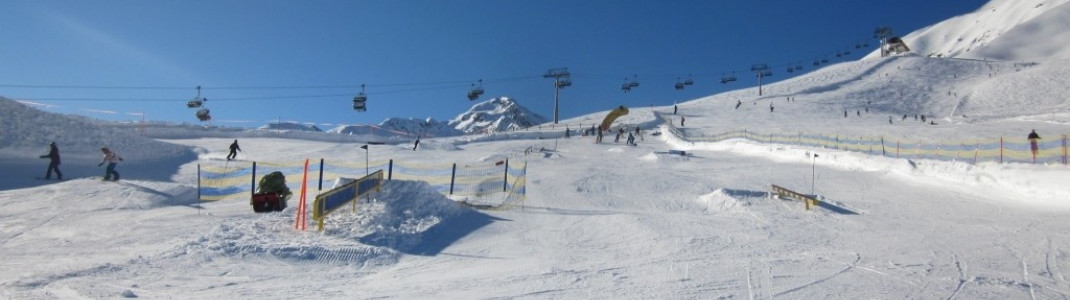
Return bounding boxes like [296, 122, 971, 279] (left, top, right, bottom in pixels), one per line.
[251, 192, 287, 213]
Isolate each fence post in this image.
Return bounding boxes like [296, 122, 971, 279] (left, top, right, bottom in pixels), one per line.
[318, 158, 325, 191]
[974, 141, 979, 165]
[503, 159, 509, 192]
[250, 161, 257, 198]
[449, 163, 457, 195]
[1063, 134, 1068, 165]
[881, 137, 886, 157]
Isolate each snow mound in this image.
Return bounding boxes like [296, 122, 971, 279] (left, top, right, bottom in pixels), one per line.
[697, 189, 746, 214]
[174, 179, 484, 268]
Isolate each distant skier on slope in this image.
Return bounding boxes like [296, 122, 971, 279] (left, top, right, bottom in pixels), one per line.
[39, 141, 62, 180]
[98, 147, 124, 181]
[227, 139, 241, 160]
[1028, 129, 1042, 160]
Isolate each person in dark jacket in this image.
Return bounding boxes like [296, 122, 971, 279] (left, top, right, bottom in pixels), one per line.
[39, 141, 62, 180]
[227, 139, 241, 160]
[1028, 129, 1042, 159]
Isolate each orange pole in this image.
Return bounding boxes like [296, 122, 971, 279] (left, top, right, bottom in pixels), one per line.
[295, 159, 310, 231]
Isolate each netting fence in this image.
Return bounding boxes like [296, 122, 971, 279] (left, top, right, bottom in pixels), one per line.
[657, 112, 1069, 165]
[197, 157, 527, 209]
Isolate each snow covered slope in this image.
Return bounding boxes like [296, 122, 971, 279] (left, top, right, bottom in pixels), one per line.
[864, 0, 1070, 60]
[1, 97, 197, 188]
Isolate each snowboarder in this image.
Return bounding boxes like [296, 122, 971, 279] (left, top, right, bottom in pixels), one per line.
[735, 100, 742, 109]
[1028, 129, 1042, 160]
[227, 139, 241, 160]
[614, 128, 622, 143]
[769, 103, 774, 113]
[680, 116, 685, 127]
[635, 126, 643, 141]
[673, 105, 678, 115]
[565, 126, 570, 138]
[626, 132, 635, 146]
[98, 147, 123, 181]
[844, 110, 848, 118]
[413, 136, 420, 151]
[595, 128, 603, 143]
[39, 141, 62, 180]
[888, 116, 893, 124]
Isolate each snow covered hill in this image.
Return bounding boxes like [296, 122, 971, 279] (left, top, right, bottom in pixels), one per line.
[2, 0, 1070, 297]
[257, 122, 323, 132]
[865, 0, 1070, 60]
[0, 97, 197, 188]
[448, 97, 548, 134]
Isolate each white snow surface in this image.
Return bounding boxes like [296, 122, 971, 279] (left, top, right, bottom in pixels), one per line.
[3, 1, 1070, 297]
[864, 0, 1070, 60]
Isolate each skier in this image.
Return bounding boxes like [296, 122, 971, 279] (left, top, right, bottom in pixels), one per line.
[595, 128, 603, 144]
[735, 100, 742, 109]
[770, 103, 774, 113]
[673, 105, 678, 115]
[227, 139, 241, 160]
[98, 147, 124, 181]
[39, 141, 62, 180]
[1028, 129, 1042, 160]
[680, 116, 685, 127]
[413, 136, 420, 151]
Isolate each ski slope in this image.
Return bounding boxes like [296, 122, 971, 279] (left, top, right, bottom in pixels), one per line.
[3, 0, 1070, 296]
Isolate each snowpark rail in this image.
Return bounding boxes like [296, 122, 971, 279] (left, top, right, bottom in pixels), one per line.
[655, 112, 1070, 166]
[196, 158, 526, 210]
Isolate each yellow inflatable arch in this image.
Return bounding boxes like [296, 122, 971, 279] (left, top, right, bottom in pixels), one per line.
[599, 105, 629, 130]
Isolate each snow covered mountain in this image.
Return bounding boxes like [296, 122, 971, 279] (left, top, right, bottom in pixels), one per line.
[865, 0, 1070, 60]
[257, 122, 323, 132]
[447, 97, 549, 134]
[363, 97, 548, 137]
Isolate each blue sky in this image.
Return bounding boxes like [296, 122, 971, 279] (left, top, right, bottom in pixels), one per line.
[1, 0, 985, 127]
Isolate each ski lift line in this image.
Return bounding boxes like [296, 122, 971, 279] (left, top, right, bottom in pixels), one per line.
[0, 76, 541, 91]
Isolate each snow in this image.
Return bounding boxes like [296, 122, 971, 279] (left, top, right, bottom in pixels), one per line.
[3, 0, 1070, 298]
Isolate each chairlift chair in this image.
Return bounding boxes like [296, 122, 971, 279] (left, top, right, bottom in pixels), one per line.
[187, 85, 205, 108]
[195, 109, 211, 121]
[468, 80, 484, 101]
[675, 81, 685, 90]
[557, 79, 572, 88]
[353, 84, 367, 111]
[684, 79, 694, 86]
